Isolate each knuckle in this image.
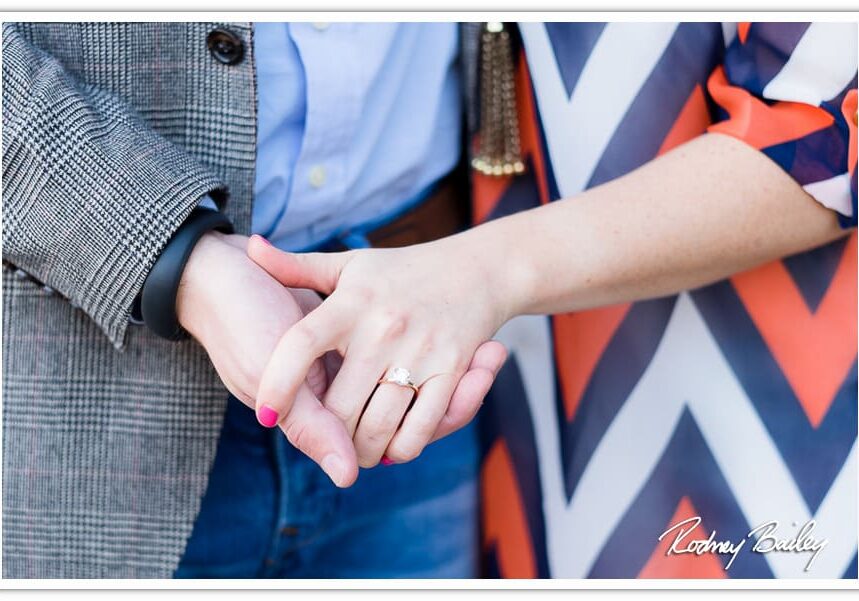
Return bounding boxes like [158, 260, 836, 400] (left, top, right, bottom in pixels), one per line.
[428, 335, 468, 371]
[377, 310, 408, 340]
[349, 353, 378, 374]
[305, 360, 327, 398]
[325, 396, 363, 432]
[447, 399, 482, 427]
[325, 396, 360, 423]
[387, 439, 423, 463]
[283, 418, 311, 452]
[409, 411, 440, 436]
[445, 397, 483, 428]
[449, 349, 469, 372]
[290, 322, 317, 349]
[340, 285, 374, 308]
[357, 455, 379, 469]
[360, 413, 396, 441]
[416, 332, 437, 357]
[451, 341, 477, 370]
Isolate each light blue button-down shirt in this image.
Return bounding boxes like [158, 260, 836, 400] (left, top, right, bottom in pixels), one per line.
[250, 22, 462, 251]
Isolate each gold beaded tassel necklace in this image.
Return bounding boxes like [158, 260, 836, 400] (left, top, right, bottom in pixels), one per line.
[471, 22, 526, 177]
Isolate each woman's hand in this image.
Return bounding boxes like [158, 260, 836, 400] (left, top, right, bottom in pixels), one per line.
[246, 234, 509, 468]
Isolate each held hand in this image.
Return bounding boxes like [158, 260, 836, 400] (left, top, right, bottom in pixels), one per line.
[176, 231, 358, 486]
[247, 234, 509, 468]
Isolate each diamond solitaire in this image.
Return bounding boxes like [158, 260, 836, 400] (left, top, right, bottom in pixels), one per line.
[379, 367, 419, 394]
[389, 367, 412, 386]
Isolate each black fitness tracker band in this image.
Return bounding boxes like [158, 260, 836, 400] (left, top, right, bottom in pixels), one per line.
[140, 207, 234, 340]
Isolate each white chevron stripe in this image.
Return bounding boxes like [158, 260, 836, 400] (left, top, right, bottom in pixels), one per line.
[496, 294, 856, 578]
[803, 173, 854, 218]
[763, 23, 858, 106]
[519, 22, 678, 197]
[721, 22, 737, 48]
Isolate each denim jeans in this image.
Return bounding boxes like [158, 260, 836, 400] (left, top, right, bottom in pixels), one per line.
[175, 395, 479, 578]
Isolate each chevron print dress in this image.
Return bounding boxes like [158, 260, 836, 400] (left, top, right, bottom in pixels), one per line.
[474, 22, 858, 579]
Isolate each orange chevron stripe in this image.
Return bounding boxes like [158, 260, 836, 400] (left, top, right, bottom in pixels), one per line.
[731, 233, 858, 428]
[553, 304, 631, 422]
[737, 22, 751, 45]
[639, 497, 728, 578]
[473, 50, 550, 225]
[481, 439, 538, 578]
[472, 168, 511, 225]
[843, 89, 857, 178]
[658, 84, 712, 156]
[707, 66, 835, 150]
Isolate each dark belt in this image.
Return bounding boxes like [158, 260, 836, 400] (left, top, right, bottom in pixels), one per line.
[322, 174, 470, 251]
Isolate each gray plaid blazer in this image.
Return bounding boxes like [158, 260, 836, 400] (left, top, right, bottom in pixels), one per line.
[2, 21, 482, 579]
[2, 22, 256, 578]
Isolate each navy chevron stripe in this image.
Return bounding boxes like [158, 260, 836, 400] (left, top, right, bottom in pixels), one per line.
[588, 409, 773, 578]
[843, 553, 858, 579]
[544, 23, 607, 98]
[586, 22, 724, 188]
[690, 264, 857, 513]
[782, 237, 849, 312]
[762, 125, 849, 187]
[724, 22, 811, 97]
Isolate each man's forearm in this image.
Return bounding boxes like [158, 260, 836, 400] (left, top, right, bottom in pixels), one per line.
[1, 23, 225, 348]
[462, 133, 849, 320]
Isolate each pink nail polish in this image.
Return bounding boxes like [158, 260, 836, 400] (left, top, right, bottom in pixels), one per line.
[381, 456, 394, 466]
[257, 404, 279, 428]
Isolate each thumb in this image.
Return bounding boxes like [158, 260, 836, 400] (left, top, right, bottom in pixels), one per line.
[281, 382, 359, 488]
[248, 234, 347, 295]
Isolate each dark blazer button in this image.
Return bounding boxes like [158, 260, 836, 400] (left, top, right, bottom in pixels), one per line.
[207, 28, 244, 65]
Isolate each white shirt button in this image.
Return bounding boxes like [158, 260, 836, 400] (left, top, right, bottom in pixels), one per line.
[308, 164, 327, 188]
[312, 22, 330, 32]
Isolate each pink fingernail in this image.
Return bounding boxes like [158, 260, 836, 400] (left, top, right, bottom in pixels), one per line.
[254, 234, 272, 246]
[257, 404, 279, 428]
[381, 456, 394, 466]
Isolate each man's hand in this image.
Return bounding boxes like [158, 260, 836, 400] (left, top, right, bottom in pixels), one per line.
[175, 231, 359, 487]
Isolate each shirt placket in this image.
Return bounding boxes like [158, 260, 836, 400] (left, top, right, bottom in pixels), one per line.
[287, 23, 362, 245]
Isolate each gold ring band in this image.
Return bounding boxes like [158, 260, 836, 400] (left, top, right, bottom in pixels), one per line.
[377, 378, 419, 395]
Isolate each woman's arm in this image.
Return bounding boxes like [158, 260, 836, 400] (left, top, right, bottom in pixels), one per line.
[245, 131, 850, 469]
[470, 132, 848, 321]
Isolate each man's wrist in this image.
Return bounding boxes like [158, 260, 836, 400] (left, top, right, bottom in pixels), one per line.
[141, 207, 234, 340]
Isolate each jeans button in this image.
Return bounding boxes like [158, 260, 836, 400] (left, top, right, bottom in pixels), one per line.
[206, 28, 244, 65]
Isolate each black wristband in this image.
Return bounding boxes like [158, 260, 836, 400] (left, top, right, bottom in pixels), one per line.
[140, 207, 234, 340]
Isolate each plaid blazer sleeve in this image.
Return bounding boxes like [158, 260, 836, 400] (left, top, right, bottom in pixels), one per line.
[2, 22, 226, 348]
[706, 22, 858, 228]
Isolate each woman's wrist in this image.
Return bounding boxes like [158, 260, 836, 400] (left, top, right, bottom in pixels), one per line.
[450, 217, 538, 326]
